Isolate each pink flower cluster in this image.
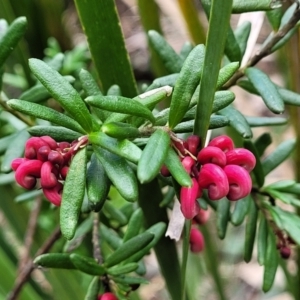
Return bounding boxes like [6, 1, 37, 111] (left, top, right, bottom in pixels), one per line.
[164, 135, 256, 219]
[98, 293, 118, 300]
[11, 136, 87, 206]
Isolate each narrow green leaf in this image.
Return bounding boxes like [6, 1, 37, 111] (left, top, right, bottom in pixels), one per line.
[266, 7, 283, 31]
[101, 122, 140, 140]
[100, 224, 122, 250]
[0, 17, 27, 67]
[70, 253, 106, 276]
[232, 0, 282, 13]
[1, 129, 30, 172]
[180, 42, 194, 60]
[107, 263, 138, 276]
[217, 105, 252, 138]
[94, 146, 138, 202]
[257, 215, 268, 266]
[85, 95, 155, 124]
[33, 253, 75, 269]
[84, 277, 101, 300]
[0, 133, 17, 154]
[216, 198, 230, 239]
[74, 0, 137, 96]
[104, 232, 154, 268]
[169, 44, 205, 129]
[148, 30, 184, 73]
[165, 147, 192, 187]
[89, 132, 142, 164]
[244, 199, 258, 262]
[28, 126, 81, 142]
[216, 62, 239, 89]
[245, 67, 284, 114]
[113, 275, 148, 285]
[234, 21, 251, 58]
[123, 208, 144, 243]
[79, 68, 102, 96]
[29, 58, 93, 132]
[264, 180, 295, 191]
[262, 139, 296, 175]
[86, 153, 110, 212]
[246, 116, 287, 127]
[146, 73, 179, 91]
[8, 100, 86, 134]
[194, 0, 233, 143]
[230, 195, 251, 226]
[138, 129, 170, 183]
[107, 84, 122, 96]
[262, 227, 279, 292]
[60, 147, 87, 240]
[254, 132, 272, 156]
[103, 201, 127, 226]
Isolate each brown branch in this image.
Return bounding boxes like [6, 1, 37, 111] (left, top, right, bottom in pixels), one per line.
[7, 227, 61, 300]
[92, 212, 102, 264]
[224, 4, 300, 89]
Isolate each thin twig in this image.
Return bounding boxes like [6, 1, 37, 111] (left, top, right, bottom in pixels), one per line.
[17, 197, 43, 273]
[224, 4, 300, 89]
[7, 227, 61, 300]
[92, 212, 102, 264]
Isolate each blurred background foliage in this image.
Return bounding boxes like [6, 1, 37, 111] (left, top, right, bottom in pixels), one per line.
[1, 0, 300, 299]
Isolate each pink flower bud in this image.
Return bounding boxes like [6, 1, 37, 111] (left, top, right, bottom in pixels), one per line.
[160, 165, 170, 177]
[48, 150, 64, 166]
[37, 145, 51, 162]
[58, 141, 70, 151]
[60, 166, 69, 180]
[40, 161, 58, 189]
[225, 148, 256, 172]
[11, 158, 28, 171]
[186, 135, 200, 155]
[43, 182, 63, 206]
[24, 137, 49, 159]
[193, 209, 210, 225]
[15, 160, 43, 189]
[223, 165, 252, 201]
[181, 156, 196, 174]
[197, 146, 226, 167]
[172, 139, 186, 155]
[208, 135, 234, 152]
[98, 293, 118, 300]
[189, 227, 205, 253]
[198, 164, 229, 200]
[40, 136, 58, 150]
[280, 246, 291, 259]
[180, 178, 200, 219]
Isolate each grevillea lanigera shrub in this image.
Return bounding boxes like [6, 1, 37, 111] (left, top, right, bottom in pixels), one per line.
[2, 1, 300, 299]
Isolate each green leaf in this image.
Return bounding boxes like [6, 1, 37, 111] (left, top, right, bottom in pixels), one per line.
[107, 84, 122, 96]
[262, 139, 296, 175]
[85, 95, 155, 124]
[70, 253, 106, 276]
[28, 126, 81, 142]
[164, 147, 192, 187]
[138, 129, 170, 184]
[123, 208, 144, 243]
[8, 100, 86, 134]
[148, 30, 184, 73]
[216, 198, 230, 239]
[262, 227, 278, 292]
[104, 232, 154, 268]
[33, 253, 75, 269]
[0, 17, 27, 68]
[100, 224, 122, 250]
[230, 195, 251, 226]
[107, 263, 138, 276]
[246, 116, 287, 127]
[94, 146, 138, 202]
[74, 0, 137, 96]
[29, 58, 93, 132]
[113, 275, 149, 285]
[89, 132, 142, 164]
[168, 44, 205, 129]
[103, 200, 128, 226]
[101, 122, 140, 140]
[193, 0, 233, 142]
[254, 132, 272, 156]
[266, 7, 283, 31]
[216, 62, 239, 89]
[60, 147, 87, 240]
[217, 105, 252, 138]
[86, 153, 110, 212]
[84, 277, 101, 300]
[244, 199, 258, 262]
[232, 0, 281, 13]
[234, 21, 251, 58]
[245, 67, 284, 114]
[146, 73, 179, 91]
[257, 215, 268, 266]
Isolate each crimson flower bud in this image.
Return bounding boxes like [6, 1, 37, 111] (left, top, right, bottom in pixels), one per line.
[189, 227, 205, 253]
[197, 146, 226, 167]
[11, 158, 28, 171]
[186, 135, 200, 156]
[58, 141, 70, 151]
[223, 165, 252, 201]
[24, 137, 49, 159]
[198, 163, 229, 200]
[40, 161, 58, 188]
[225, 148, 256, 172]
[280, 246, 291, 259]
[208, 135, 234, 152]
[172, 139, 186, 155]
[40, 136, 58, 150]
[15, 160, 43, 189]
[160, 165, 170, 177]
[98, 293, 118, 300]
[193, 208, 210, 225]
[48, 150, 64, 166]
[181, 156, 196, 174]
[37, 145, 51, 162]
[43, 182, 63, 206]
[180, 178, 200, 219]
[60, 166, 69, 180]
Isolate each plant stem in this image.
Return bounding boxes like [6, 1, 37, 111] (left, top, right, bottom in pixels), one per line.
[181, 219, 192, 300]
[92, 212, 102, 264]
